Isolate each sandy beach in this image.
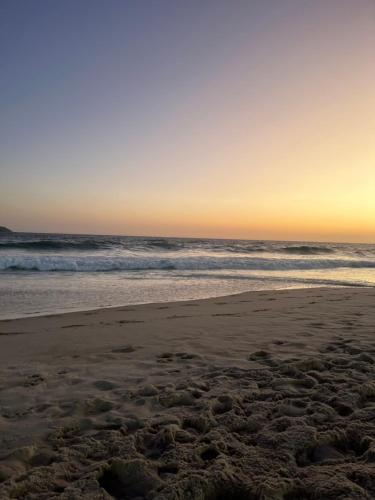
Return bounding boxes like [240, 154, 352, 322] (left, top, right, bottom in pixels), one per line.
[1, 287, 375, 499]
[2, 0, 374, 497]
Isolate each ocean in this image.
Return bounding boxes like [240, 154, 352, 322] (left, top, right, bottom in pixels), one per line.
[1, 232, 374, 319]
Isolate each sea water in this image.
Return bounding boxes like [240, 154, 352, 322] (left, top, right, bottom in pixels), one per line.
[1, 233, 374, 319]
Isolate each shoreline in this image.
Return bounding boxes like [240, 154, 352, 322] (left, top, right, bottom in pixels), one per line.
[0, 284, 313, 322]
[1, 286, 375, 498]
[0, 284, 363, 322]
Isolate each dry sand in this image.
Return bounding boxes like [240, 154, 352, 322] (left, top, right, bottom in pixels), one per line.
[0, 287, 375, 499]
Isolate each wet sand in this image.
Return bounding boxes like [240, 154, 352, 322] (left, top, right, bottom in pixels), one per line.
[0, 287, 375, 499]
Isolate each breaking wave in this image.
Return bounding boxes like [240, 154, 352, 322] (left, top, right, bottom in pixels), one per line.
[1, 255, 375, 272]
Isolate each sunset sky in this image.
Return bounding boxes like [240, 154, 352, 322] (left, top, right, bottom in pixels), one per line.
[1, 0, 374, 242]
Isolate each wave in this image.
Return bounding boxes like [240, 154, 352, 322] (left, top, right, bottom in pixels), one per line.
[0, 239, 114, 250]
[222, 244, 335, 255]
[1, 255, 375, 272]
[222, 245, 267, 253]
[0, 237, 190, 252]
[142, 239, 182, 250]
[0, 239, 338, 256]
[280, 245, 335, 255]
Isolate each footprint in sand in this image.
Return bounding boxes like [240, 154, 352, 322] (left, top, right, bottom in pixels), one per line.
[99, 459, 162, 499]
[175, 352, 201, 360]
[212, 313, 241, 317]
[200, 447, 220, 461]
[22, 373, 45, 387]
[93, 380, 117, 391]
[111, 345, 137, 354]
[0, 331, 27, 336]
[156, 351, 201, 364]
[61, 324, 86, 329]
[117, 319, 144, 324]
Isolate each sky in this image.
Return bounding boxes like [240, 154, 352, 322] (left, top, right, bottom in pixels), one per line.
[0, 0, 374, 242]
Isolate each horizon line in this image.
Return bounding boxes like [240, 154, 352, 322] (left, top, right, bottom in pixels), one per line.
[4, 228, 374, 246]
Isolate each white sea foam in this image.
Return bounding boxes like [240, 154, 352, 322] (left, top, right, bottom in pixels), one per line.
[1, 255, 375, 272]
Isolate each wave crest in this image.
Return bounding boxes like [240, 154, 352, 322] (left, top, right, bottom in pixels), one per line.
[1, 255, 374, 272]
[280, 245, 334, 255]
